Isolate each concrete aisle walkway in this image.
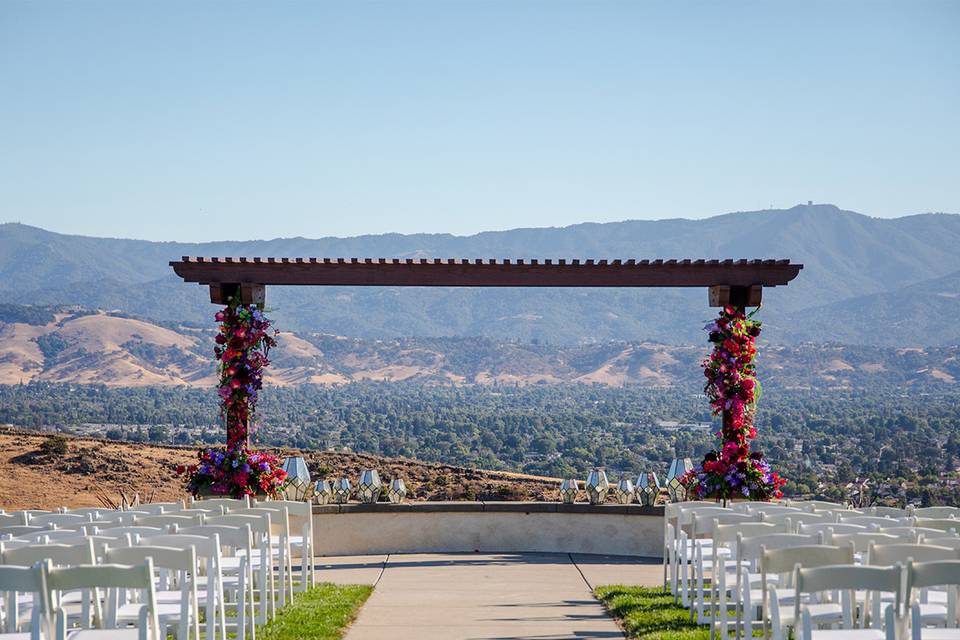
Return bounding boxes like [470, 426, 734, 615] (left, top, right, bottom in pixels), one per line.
[319, 552, 660, 640]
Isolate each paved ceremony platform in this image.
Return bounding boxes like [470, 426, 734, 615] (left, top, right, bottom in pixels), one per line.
[317, 552, 661, 640]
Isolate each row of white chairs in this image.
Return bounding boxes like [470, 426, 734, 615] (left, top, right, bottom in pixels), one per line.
[0, 496, 319, 639]
[665, 500, 960, 640]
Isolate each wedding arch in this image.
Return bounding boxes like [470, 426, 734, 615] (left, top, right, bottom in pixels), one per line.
[170, 256, 802, 499]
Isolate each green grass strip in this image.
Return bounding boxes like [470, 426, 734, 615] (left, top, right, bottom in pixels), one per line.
[594, 586, 709, 640]
[258, 583, 373, 640]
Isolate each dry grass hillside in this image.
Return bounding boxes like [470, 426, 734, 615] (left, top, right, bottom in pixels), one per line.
[1, 310, 956, 389]
[0, 428, 560, 511]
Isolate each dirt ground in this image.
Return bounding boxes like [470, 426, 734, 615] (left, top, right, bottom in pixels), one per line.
[0, 427, 563, 511]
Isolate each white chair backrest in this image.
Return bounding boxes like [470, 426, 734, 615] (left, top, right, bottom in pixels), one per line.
[105, 544, 196, 574]
[134, 501, 185, 515]
[139, 533, 222, 561]
[742, 505, 803, 517]
[763, 512, 834, 528]
[46, 560, 160, 638]
[678, 506, 731, 527]
[832, 531, 913, 553]
[259, 499, 311, 523]
[176, 506, 225, 517]
[913, 507, 960, 519]
[763, 543, 854, 577]
[97, 526, 165, 543]
[56, 534, 132, 558]
[795, 563, 903, 632]
[0, 525, 49, 539]
[785, 499, 841, 511]
[29, 513, 91, 528]
[0, 512, 28, 527]
[739, 532, 823, 563]
[18, 529, 95, 544]
[797, 522, 867, 539]
[907, 559, 960, 614]
[179, 524, 252, 553]
[691, 512, 757, 540]
[868, 543, 959, 566]
[60, 507, 104, 519]
[190, 496, 250, 511]
[132, 514, 205, 529]
[0, 563, 49, 635]
[878, 526, 937, 538]
[827, 508, 865, 518]
[713, 520, 782, 546]
[920, 536, 960, 549]
[870, 506, 910, 518]
[840, 515, 912, 528]
[664, 500, 719, 520]
[915, 518, 960, 533]
[233, 507, 289, 539]
[2, 540, 95, 567]
[205, 513, 272, 542]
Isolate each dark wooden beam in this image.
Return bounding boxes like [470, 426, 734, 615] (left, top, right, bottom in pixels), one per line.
[171, 257, 803, 290]
[708, 284, 763, 308]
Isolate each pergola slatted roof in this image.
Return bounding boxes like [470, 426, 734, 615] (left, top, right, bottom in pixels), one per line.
[170, 257, 803, 289]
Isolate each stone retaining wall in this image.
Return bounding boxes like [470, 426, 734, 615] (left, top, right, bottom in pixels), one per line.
[312, 501, 665, 557]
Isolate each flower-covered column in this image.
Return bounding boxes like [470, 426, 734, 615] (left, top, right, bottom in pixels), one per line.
[177, 294, 288, 498]
[683, 305, 786, 501]
[214, 298, 275, 450]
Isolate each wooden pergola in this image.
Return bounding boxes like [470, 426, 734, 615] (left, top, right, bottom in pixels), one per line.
[170, 257, 803, 308]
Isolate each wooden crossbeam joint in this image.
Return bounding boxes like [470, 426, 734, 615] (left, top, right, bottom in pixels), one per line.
[708, 284, 762, 308]
[209, 283, 266, 306]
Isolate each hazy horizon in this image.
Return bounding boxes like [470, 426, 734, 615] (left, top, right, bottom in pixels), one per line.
[4, 202, 959, 245]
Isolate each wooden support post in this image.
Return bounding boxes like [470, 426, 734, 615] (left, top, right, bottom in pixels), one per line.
[209, 283, 266, 306]
[708, 284, 762, 308]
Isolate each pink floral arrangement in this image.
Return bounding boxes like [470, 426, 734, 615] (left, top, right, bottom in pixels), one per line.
[178, 294, 286, 498]
[177, 448, 287, 498]
[682, 306, 786, 501]
[214, 299, 277, 450]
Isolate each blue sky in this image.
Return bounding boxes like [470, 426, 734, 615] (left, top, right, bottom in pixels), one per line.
[1, 1, 957, 241]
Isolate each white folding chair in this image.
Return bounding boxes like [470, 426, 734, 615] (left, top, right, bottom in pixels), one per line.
[45, 559, 162, 640]
[180, 525, 255, 640]
[908, 560, 960, 640]
[231, 507, 293, 607]
[0, 563, 49, 639]
[258, 500, 315, 590]
[868, 544, 959, 627]
[675, 506, 736, 605]
[4, 541, 98, 630]
[138, 533, 225, 640]
[700, 520, 780, 635]
[735, 532, 824, 638]
[794, 563, 903, 640]
[663, 502, 725, 597]
[762, 544, 854, 640]
[685, 511, 757, 614]
[104, 545, 199, 640]
[205, 513, 274, 624]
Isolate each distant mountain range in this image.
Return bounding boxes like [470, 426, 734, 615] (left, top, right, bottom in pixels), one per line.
[2, 203, 959, 346]
[0, 308, 955, 389]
